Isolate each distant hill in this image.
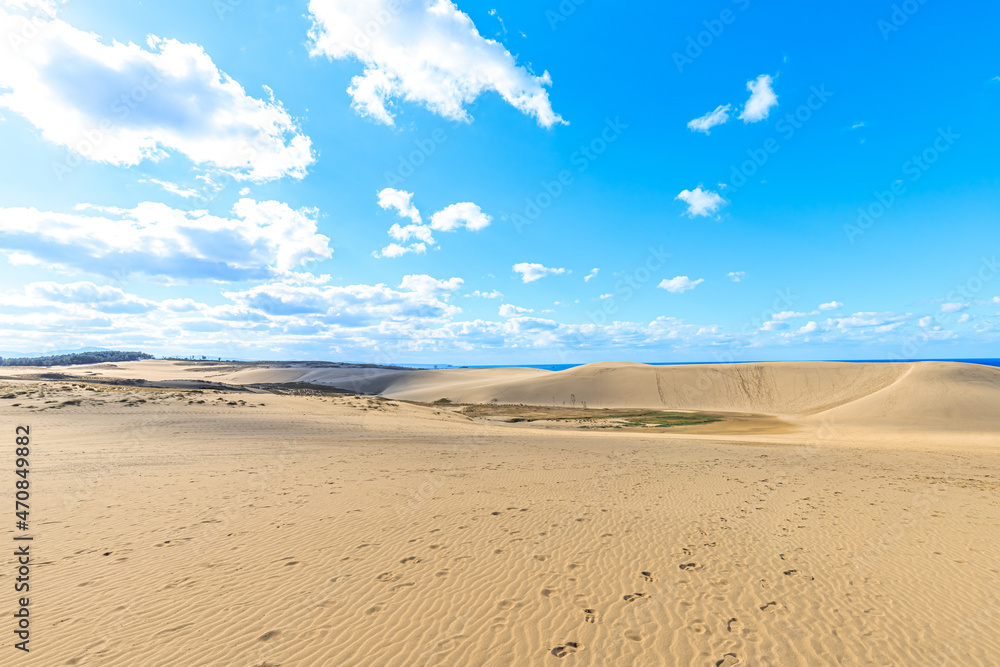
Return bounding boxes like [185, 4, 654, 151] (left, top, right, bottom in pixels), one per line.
[0, 350, 153, 367]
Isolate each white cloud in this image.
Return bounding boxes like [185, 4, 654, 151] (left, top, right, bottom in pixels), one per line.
[467, 289, 502, 299]
[658, 276, 704, 293]
[738, 74, 778, 123]
[430, 202, 491, 231]
[818, 301, 843, 311]
[676, 186, 726, 217]
[584, 268, 599, 283]
[851, 122, 866, 130]
[918, 316, 935, 328]
[307, 0, 564, 128]
[373, 242, 426, 258]
[388, 222, 435, 244]
[498, 303, 533, 317]
[957, 313, 971, 323]
[0, 199, 332, 282]
[0, 281, 154, 314]
[687, 104, 731, 134]
[398, 274, 463, 298]
[224, 275, 463, 325]
[772, 311, 806, 320]
[599, 293, 613, 300]
[940, 302, 967, 313]
[377, 188, 422, 224]
[513, 262, 567, 283]
[0, 10, 313, 181]
[727, 271, 745, 282]
[798, 321, 819, 334]
[374, 190, 491, 258]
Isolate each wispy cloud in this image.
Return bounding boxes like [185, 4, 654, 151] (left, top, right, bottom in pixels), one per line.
[467, 289, 503, 299]
[687, 104, 731, 134]
[139, 179, 199, 198]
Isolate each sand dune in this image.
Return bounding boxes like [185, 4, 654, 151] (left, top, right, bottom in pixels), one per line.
[8, 359, 999, 438]
[199, 360, 1000, 437]
[2, 368, 999, 666]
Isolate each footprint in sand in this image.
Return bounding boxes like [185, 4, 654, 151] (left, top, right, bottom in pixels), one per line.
[679, 562, 702, 571]
[727, 617, 743, 634]
[716, 653, 742, 666]
[584, 609, 597, 624]
[400, 556, 422, 565]
[376, 572, 397, 582]
[550, 642, 583, 658]
[640, 571, 655, 582]
[783, 569, 815, 580]
[541, 588, 558, 598]
[759, 601, 781, 613]
[622, 593, 647, 603]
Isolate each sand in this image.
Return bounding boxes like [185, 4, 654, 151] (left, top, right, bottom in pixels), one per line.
[1, 360, 998, 665]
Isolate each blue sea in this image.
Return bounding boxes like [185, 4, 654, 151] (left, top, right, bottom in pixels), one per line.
[407, 359, 1000, 372]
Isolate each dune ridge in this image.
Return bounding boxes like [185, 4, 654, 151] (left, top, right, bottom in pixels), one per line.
[203, 360, 1000, 436]
[6, 359, 999, 436]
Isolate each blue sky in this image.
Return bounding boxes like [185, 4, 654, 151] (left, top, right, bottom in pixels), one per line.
[0, 0, 998, 364]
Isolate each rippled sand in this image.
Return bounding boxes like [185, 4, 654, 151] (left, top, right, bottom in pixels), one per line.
[3, 362, 999, 665]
